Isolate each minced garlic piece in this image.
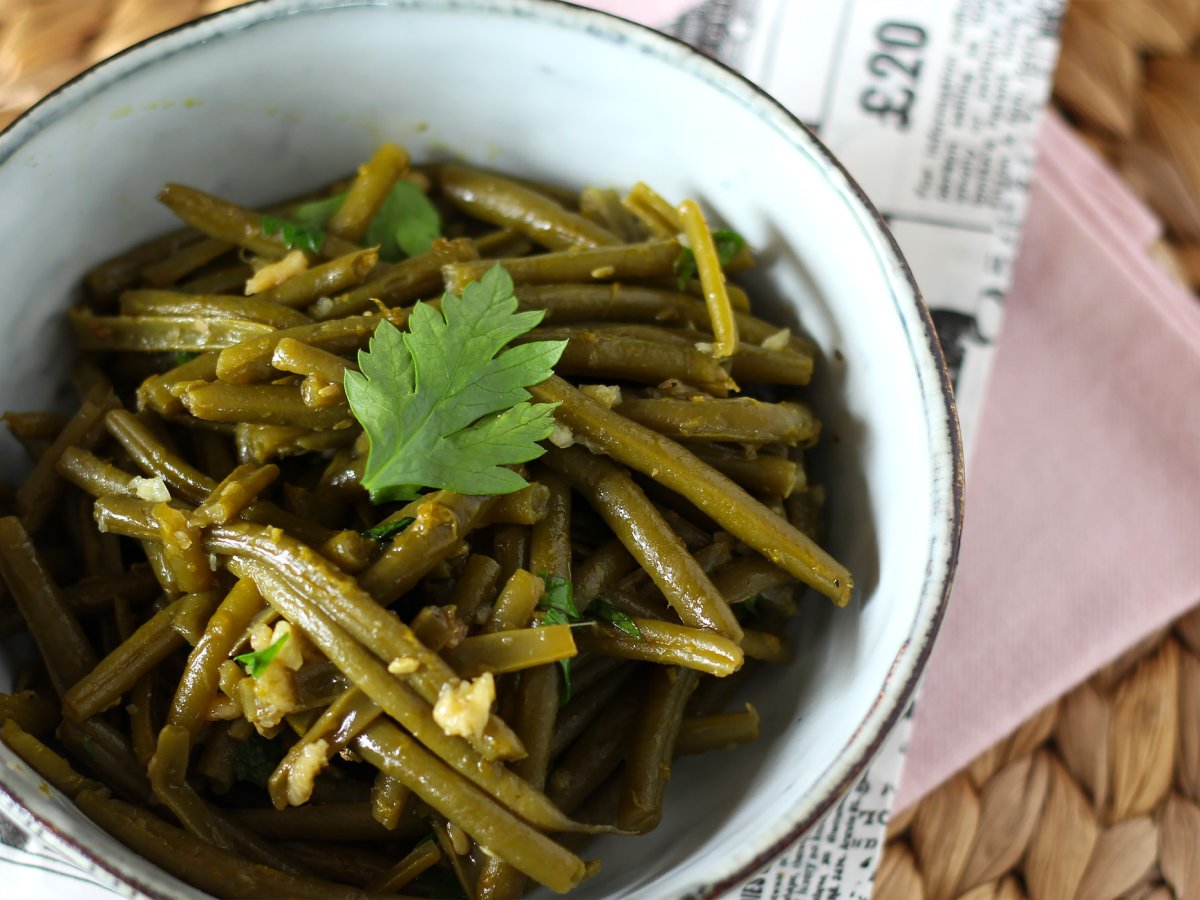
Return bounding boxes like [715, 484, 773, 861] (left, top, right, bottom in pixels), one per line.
[432, 672, 495, 740]
[388, 657, 420, 675]
[548, 422, 575, 449]
[761, 328, 791, 352]
[286, 739, 330, 807]
[246, 249, 308, 295]
[579, 384, 622, 409]
[242, 622, 303, 733]
[250, 621, 303, 671]
[130, 475, 171, 502]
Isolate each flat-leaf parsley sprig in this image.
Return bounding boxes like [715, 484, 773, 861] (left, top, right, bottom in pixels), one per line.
[345, 265, 567, 503]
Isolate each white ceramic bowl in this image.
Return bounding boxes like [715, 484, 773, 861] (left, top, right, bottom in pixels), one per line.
[0, 2, 962, 897]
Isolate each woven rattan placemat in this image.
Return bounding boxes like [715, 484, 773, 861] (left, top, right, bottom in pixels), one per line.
[2, 1, 1198, 897]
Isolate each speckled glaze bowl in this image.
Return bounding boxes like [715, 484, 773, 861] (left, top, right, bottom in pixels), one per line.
[0, 1, 962, 897]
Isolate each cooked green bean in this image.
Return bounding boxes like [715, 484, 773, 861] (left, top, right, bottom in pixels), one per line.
[676, 705, 761, 756]
[0, 690, 60, 736]
[128, 674, 161, 767]
[183, 382, 353, 430]
[63, 591, 218, 722]
[158, 183, 360, 261]
[106, 408, 214, 504]
[410, 604, 467, 651]
[1, 720, 105, 799]
[0, 517, 98, 697]
[531, 376, 852, 605]
[3, 410, 67, 445]
[256, 247, 380, 309]
[545, 445, 741, 641]
[183, 262, 255, 294]
[137, 350, 219, 416]
[513, 282, 802, 348]
[621, 182, 681, 237]
[216, 309, 408, 383]
[550, 664, 637, 759]
[328, 143, 410, 241]
[367, 839, 441, 893]
[167, 579, 265, 742]
[154, 504, 216, 592]
[309, 239, 477, 320]
[619, 666, 699, 833]
[572, 538, 638, 612]
[359, 491, 497, 606]
[59, 717, 153, 803]
[484, 569, 544, 633]
[70, 307, 276, 353]
[443, 239, 680, 293]
[579, 617, 743, 677]
[354, 722, 587, 893]
[580, 187, 645, 242]
[439, 164, 619, 251]
[16, 389, 117, 534]
[711, 555, 796, 605]
[230, 802, 419, 842]
[370, 771, 411, 831]
[740, 629, 790, 664]
[478, 482, 550, 527]
[678, 199, 737, 359]
[140, 235, 233, 287]
[235, 422, 358, 464]
[271, 336, 355, 383]
[119, 290, 311, 329]
[522, 328, 734, 395]
[150, 723, 303, 871]
[442, 625, 577, 677]
[684, 442, 801, 498]
[56, 446, 139, 498]
[614, 396, 819, 445]
[447, 554, 503, 626]
[270, 688, 382, 809]
[192, 463, 280, 526]
[547, 697, 638, 815]
[85, 225, 203, 302]
[75, 791, 367, 899]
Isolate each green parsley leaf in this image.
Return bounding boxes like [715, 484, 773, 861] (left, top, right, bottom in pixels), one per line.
[233, 735, 285, 789]
[361, 515, 415, 541]
[234, 632, 289, 678]
[344, 265, 566, 503]
[536, 575, 583, 706]
[169, 351, 199, 366]
[366, 181, 441, 261]
[540, 574, 580, 620]
[674, 229, 747, 291]
[291, 194, 346, 231]
[591, 597, 642, 640]
[286, 183, 441, 262]
[261, 214, 324, 255]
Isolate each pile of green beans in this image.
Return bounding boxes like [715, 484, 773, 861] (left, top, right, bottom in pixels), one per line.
[0, 144, 852, 898]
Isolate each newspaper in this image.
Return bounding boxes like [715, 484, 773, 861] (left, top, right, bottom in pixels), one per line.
[0, 0, 1064, 896]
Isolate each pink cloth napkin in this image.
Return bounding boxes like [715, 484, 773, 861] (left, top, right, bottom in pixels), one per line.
[897, 113, 1200, 807]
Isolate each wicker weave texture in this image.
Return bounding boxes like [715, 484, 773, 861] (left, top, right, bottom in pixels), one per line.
[880, 608, 1200, 900]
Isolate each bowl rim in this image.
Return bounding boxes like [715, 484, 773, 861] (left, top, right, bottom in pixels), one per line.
[0, 1, 965, 897]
